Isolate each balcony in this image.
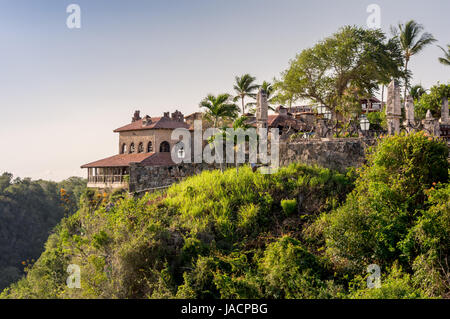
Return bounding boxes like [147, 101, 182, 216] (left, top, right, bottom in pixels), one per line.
[87, 175, 129, 189]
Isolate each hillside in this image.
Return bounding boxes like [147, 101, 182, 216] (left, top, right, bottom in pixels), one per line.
[0, 175, 86, 290]
[1, 133, 449, 299]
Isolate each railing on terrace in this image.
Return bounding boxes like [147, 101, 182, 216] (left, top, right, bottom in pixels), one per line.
[364, 130, 387, 138]
[88, 175, 128, 184]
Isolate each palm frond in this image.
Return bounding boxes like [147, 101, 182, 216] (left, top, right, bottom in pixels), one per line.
[397, 20, 436, 55]
[438, 45, 450, 66]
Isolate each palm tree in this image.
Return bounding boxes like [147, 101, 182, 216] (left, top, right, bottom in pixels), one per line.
[261, 81, 279, 109]
[227, 116, 252, 174]
[438, 44, 450, 66]
[410, 84, 427, 101]
[396, 20, 436, 101]
[233, 74, 259, 114]
[200, 94, 239, 172]
[247, 81, 278, 112]
[200, 94, 239, 128]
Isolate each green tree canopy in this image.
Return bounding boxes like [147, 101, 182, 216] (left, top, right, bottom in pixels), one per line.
[276, 26, 404, 119]
[233, 74, 259, 114]
[415, 83, 450, 119]
[394, 20, 436, 100]
[199, 93, 239, 127]
[0, 174, 86, 290]
[409, 84, 427, 101]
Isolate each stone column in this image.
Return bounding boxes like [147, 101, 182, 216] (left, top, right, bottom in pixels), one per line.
[256, 88, 268, 129]
[316, 118, 327, 138]
[386, 80, 402, 135]
[423, 110, 440, 137]
[440, 97, 449, 125]
[404, 95, 415, 132]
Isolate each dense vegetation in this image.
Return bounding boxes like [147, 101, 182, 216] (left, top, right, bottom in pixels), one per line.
[0, 174, 86, 290]
[414, 83, 450, 119]
[1, 133, 448, 299]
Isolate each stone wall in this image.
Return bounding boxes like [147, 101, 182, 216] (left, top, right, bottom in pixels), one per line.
[129, 162, 232, 193]
[128, 138, 376, 192]
[280, 138, 375, 172]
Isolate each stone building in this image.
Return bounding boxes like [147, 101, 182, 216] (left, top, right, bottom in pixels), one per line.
[81, 110, 190, 188]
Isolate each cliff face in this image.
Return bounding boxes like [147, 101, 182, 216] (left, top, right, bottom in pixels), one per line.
[0, 176, 86, 291]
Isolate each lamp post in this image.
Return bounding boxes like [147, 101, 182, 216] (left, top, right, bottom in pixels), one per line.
[360, 115, 370, 136]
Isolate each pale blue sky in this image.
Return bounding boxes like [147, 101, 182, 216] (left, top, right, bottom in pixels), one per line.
[0, 0, 449, 180]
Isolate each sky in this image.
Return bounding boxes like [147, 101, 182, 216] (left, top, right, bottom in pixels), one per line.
[0, 0, 449, 181]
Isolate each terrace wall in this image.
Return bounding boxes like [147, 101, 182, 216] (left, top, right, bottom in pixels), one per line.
[129, 138, 376, 192]
[280, 138, 376, 172]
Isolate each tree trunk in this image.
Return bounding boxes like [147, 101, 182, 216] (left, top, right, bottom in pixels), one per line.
[241, 96, 245, 114]
[403, 59, 409, 104]
[213, 118, 223, 172]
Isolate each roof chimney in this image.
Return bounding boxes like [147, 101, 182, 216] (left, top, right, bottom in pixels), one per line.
[171, 110, 184, 122]
[142, 115, 152, 126]
[132, 110, 141, 122]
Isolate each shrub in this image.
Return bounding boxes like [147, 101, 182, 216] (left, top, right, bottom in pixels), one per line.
[318, 133, 449, 273]
[281, 199, 297, 216]
[258, 236, 337, 299]
[348, 264, 427, 299]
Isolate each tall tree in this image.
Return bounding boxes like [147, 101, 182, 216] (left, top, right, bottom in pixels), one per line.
[226, 116, 252, 174]
[200, 94, 239, 127]
[233, 74, 259, 114]
[247, 81, 279, 112]
[395, 20, 436, 101]
[272, 81, 299, 110]
[438, 44, 450, 66]
[260, 81, 278, 110]
[410, 84, 427, 101]
[200, 94, 239, 172]
[276, 26, 404, 120]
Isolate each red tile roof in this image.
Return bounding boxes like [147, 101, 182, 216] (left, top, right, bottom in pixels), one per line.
[114, 117, 190, 132]
[140, 152, 176, 166]
[81, 152, 177, 168]
[81, 153, 154, 168]
[245, 114, 306, 129]
[268, 115, 279, 126]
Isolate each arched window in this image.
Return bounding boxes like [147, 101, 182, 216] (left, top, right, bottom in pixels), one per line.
[147, 141, 153, 153]
[121, 143, 127, 154]
[138, 142, 144, 153]
[159, 141, 170, 152]
[129, 143, 135, 153]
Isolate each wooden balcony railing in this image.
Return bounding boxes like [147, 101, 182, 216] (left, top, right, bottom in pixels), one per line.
[88, 175, 128, 184]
